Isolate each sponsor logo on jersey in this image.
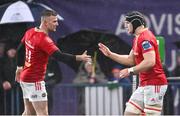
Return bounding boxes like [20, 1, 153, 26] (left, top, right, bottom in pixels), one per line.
[142, 40, 152, 50]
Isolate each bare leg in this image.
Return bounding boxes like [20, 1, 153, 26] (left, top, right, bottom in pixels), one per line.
[22, 99, 36, 115]
[124, 102, 143, 116]
[32, 101, 48, 116]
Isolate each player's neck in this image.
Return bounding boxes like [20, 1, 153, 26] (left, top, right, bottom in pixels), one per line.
[134, 26, 147, 38]
[38, 24, 49, 35]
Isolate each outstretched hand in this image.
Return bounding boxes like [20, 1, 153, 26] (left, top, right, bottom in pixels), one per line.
[98, 43, 112, 57]
[76, 50, 91, 62]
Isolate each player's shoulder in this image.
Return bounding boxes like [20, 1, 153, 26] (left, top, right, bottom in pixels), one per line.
[44, 36, 54, 43]
[140, 29, 152, 38]
[37, 32, 47, 39]
[33, 28, 47, 40]
[24, 28, 37, 37]
[26, 27, 35, 33]
[139, 29, 156, 42]
[22, 28, 35, 39]
[139, 29, 157, 49]
[37, 33, 53, 43]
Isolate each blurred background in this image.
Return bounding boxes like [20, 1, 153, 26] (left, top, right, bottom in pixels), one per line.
[0, 0, 180, 115]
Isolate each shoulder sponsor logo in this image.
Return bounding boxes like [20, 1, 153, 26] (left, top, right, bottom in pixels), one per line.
[142, 40, 152, 50]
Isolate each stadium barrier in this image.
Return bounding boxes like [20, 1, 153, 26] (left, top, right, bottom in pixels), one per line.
[1, 78, 180, 115]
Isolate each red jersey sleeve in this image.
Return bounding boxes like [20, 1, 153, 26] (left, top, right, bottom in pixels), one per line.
[21, 33, 26, 44]
[21, 28, 33, 44]
[38, 36, 59, 55]
[139, 38, 155, 54]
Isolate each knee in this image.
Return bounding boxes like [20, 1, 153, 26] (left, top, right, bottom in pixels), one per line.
[144, 105, 162, 115]
[36, 107, 48, 115]
[23, 108, 36, 115]
[124, 101, 144, 115]
[36, 111, 48, 115]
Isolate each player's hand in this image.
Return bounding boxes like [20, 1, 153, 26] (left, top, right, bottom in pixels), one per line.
[15, 67, 23, 83]
[119, 68, 130, 78]
[98, 43, 112, 57]
[76, 50, 91, 62]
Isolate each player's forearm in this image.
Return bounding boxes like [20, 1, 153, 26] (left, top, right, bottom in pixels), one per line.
[109, 52, 135, 66]
[51, 50, 76, 63]
[133, 59, 155, 74]
[133, 51, 156, 74]
[16, 43, 25, 67]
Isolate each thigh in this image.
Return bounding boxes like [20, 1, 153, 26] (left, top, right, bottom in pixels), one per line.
[20, 82, 29, 99]
[32, 101, 48, 115]
[125, 87, 145, 114]
[20, 81, 47, 102]
[144, 85, 167, 114]
[21, 81, 48, 115]
[23, 98, 36, 115]
[29, 81, 47, 102]
[129, 87, 144, 109]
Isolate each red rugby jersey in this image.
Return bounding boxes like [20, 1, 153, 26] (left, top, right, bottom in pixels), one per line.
[20, 28, 59, 82]
[132, 29, 167, 86]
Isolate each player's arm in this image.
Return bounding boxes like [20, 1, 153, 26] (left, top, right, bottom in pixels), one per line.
[132, 51, 155, 74]
[16, 43, 25, 67]
[51, 50, 91, 63]
[51, 50, 76, 63]
[15, 43, 25, 82]
[119, 50, 155, 78]
[132, 40, 156, 74]
[119, 40, 156, 78]
[98, 43, 135, 66]
[109, 50, 135, 66]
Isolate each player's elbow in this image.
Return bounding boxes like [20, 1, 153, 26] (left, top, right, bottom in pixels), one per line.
[146, 60, 156, 69]
[127, 58, 135, 66]
[128, 61, 135, 66]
